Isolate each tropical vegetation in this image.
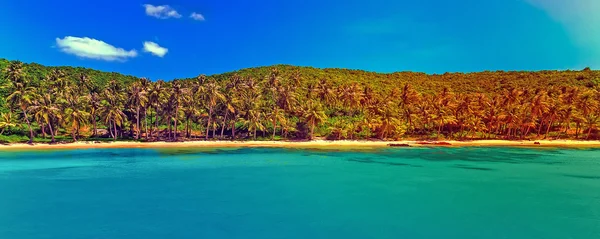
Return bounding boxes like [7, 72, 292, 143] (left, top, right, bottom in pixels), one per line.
[1, 58, 600, 143]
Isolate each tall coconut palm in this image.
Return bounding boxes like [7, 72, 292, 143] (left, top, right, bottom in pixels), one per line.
[100, 102, 126, 140]
[4, 62, 36, 143]
[62, 90, 90, 141]
[147, 80, 165, 138]
[204, 80, 224, 140]
[182, 95, 199, 138]
[375, 101, 401, 140]
[302, 100, 327, 140]
[88, 92, 101, 137]
[242, 108, 264, 140]
[128, 81, 148, 139]
[29, 93, 60, 143]
[64, 106, 90, 142]
[268, 107, 286, 140]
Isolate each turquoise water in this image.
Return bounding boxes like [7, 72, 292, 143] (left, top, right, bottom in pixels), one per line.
[0, 147, 599, 239]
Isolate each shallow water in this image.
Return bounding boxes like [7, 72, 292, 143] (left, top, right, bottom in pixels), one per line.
[0, 147, 599, 239]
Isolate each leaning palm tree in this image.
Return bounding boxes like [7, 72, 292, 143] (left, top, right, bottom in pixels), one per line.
[375, 101, 401, 140]
[62, 91, 91, 142]
[64, 107, 90, 142]
[29, 93, 60, 143]
[102, 105, 126, 140]
[4, 75, 37, 143]
[302, 100, 327, 140]
[242, 109, 265, 140]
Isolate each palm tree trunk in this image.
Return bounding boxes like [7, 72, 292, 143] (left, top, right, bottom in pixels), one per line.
[72, 128, 77, 142]
[113, 120, 118, 140]
[108, 120, 114, 139]
[174, 115, 178, 141]
[231, 121, 236, 139]
[23, 110, 34, 144]
[92, 112, 97, 138]
[168, 118, 172, 140]
[144, 110, 148, 140]
[272, 116, 277, 140]
[220, 111, 228, 139]
[48, 122, 55, 143]
[587, 126, 593, 140]
[41, 123, 46, 139]
[206, 106, 213, 140]
[545, 117, 554, 139]
[136, 106, 140, 140]
[186, 117, 192, 138]
[212, 123, 216, 139]
[537, 121, 544, 137]
[437, 119, 443, 137]
[149, 107, 154, 138]
[253, 127, 257, 140]
[524, 125, 531, 139]
[155, 111, 160, 139]
[310, 122, 315, 140]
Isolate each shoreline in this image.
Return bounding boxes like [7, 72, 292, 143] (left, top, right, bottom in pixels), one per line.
[2, 139, 600, 150]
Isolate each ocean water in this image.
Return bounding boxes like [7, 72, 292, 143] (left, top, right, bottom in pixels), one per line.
[0, 147, 599, 239]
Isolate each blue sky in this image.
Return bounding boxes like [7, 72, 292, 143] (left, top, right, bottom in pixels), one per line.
[0, 0, 598, 80]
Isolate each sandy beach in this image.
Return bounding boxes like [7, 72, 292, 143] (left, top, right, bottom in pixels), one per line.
[1, 139, 600, 150]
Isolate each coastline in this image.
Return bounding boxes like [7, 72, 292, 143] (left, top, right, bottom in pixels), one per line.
[2, 139, 600, 150]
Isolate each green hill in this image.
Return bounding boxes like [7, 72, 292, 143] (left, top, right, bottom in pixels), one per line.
[1, 58, 599, 143]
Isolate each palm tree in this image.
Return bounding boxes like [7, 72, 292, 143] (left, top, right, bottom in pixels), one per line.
[168, 80, 186, 141]
[64, 106, 90, 141]
[242, 109, 264, 140]
[302, 100, 327, 140]
[268, 107, 286, 140]
[4, 62, 36, 143]
[101, 80, 126, 140]
[578, 91, 600, 139]
[88, 92, 101, 137]
[317, 79, 337, 105]
[128, 81, 148, 140]
[375, 101, 402, 140]
[147, 80, 165, 138]
[204, 80, 224, 140]
[182, 96, 200, 138]
[399, 84, 419, 135]
[0, 112, 17, 135]
[101, 102, 126, 140]
[61, 90, 90, 141]
[29, 93, 60, 143]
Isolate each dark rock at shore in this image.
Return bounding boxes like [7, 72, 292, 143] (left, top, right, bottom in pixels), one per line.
[388, 143, 411, 147]
[416, 141, 452, 146]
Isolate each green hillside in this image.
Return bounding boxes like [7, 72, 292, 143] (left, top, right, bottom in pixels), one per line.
[1, 58, 599, 143]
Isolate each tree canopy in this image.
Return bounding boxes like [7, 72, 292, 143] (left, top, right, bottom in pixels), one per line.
[1, 58, 599, 143]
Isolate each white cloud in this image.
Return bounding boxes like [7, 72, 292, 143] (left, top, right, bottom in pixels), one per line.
[143, 4, 181, 19]
[55, 36, 137, 61]
[190, 12, 205, 21]
[143, 41, 168, 57]
[526, 0, 600, 65]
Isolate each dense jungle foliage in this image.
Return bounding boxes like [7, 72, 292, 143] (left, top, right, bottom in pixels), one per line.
[1, 58, 600, 143]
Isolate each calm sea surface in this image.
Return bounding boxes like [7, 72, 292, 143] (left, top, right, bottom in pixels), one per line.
[0, 147, 599, 239]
